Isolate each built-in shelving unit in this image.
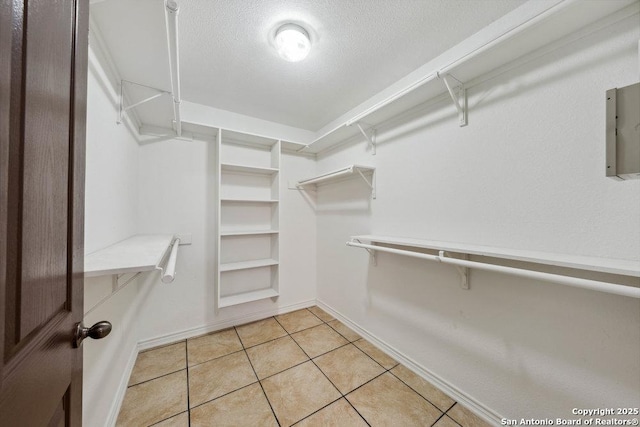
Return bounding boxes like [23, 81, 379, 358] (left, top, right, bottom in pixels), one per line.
[85, 234, 174, 277]
[297, 165, 376, 199]
[299, 1, 638, 155]
[217, 129, 281, 308]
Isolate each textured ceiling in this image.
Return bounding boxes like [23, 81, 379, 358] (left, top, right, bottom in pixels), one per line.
[91, 0, 526, 131]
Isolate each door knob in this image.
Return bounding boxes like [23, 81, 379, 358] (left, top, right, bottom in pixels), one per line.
[74, 321, 112, 347]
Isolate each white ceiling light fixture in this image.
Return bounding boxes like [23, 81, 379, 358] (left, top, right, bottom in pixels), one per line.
[274, 23, 311, 62]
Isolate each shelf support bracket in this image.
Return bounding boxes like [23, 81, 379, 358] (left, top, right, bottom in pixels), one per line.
[118, 80, 171, 125]
[354, 168, 376, 199]
[355, 123, 376, 155]
[439, 251, 469, 289]
[355, 239, 377, 266]
[438, 73, 468, 127]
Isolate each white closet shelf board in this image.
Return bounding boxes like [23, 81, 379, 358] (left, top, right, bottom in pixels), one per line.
[218, 288, 279, 308]
[221, 163, 279, 175]
[220, 230, 279, 236]
[302, 0, 639, 154]
[220, 258, 279, 272]
[180, 120, 306, 152]
[221, 198, 279, 203]
[352, 235, 640, 278]
[84, 234, 174, 277]
[180, 121, 218, 138]
[297, 165, 375, 187]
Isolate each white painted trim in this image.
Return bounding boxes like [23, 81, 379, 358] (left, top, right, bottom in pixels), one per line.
[316, 300, 504, 426]
[137, 300, 315, 351]
[104, 343, 139, 427]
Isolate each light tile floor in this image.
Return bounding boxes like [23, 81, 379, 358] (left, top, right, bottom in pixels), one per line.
[116, 307, 492, 427]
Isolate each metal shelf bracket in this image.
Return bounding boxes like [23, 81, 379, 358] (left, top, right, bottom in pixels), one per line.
[354, 167, 376, 199]
[355, 123, 377, 155]
[118, 80, 171, 125]
[355, 239, 377, 266]
[438, 73, 468, 127]
[439, 251, 469, 289]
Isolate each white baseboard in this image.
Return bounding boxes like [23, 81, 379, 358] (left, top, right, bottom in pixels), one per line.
[104, 343, 139, 427]
[138, 299, 316, 350]
[316, 300, 503, 426]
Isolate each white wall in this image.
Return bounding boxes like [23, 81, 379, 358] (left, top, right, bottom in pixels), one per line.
[316, 13, 640, 420]
[134, 137, 317, 345]
[83, 51, 144, 426]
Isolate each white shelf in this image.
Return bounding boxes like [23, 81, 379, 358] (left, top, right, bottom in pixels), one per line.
[84, 234, 174, 277]
[352, 235, 640, 277]
[297, 165, 375, 187]
[220, 230, 279, 236]
[221, 163, 279, 175]
[301, 1, 638, 154]
[220, 198, 279, 203]
[219, 258, 279, 272]
[218, 288, 280, 308]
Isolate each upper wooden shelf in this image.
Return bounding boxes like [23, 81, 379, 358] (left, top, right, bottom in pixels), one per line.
[84, 234, 174, 277]
[352, 235, 640, 277]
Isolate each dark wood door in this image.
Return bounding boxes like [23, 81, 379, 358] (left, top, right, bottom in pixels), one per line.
[0, 0, 89, 425]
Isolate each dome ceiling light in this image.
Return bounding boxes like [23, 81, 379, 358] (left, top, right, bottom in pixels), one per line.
[274, 23, 311, 62]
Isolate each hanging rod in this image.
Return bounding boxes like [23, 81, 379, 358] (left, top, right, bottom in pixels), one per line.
[346, 240, 640, 299]
[164, 0, 182, 136]
[157, 238, 180, 283]
[296, 165, 376, 198]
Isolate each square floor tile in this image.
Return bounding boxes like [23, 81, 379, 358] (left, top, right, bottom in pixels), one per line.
[327, 320, 361, 342]
[128, 341, 186, 386]
[116, 370, 187, 426]
[295, 398, 367, 427]
[187, 328, 243, 366]
[188, 351, 257, 407]
[262, 361, 341, 426]
[307, 306, 335, 322]
[246, 336, 309, 379]
[447, 403, 491, 427]
[291, 324, 349, 358]
[235, 317, 288, 348]
[346, 372, 442, 426]
[154, 411, 189, 427]
[434, 415, 461, 427]
[314, 344, 385, 394]
[353, 339, 398, 369]
[276, 309, 323, 334]
[190, 383, 278, 427]
[391, 364, 455, 411]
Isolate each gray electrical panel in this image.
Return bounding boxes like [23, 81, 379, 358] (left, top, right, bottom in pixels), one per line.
[606, 82, 640, 180]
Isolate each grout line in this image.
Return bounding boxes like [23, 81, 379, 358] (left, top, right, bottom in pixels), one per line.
[186, 347, 245, 369]
[188, 381, 260, 412]
[387, 367, 453, 416]
[288, 396, 345, 426]
[148, 411, 189, 426]
[185, 339, 191, 426]
[344, 398, 372, 427]
[127, 367, 187, 388]
[234, 325, 282, 427]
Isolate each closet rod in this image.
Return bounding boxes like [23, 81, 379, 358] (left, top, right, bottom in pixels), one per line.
[164, 0, 182, 136]
[346, 241, 640, 299]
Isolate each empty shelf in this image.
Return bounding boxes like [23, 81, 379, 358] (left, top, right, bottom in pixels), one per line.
[218, 288, 279, 308]
[84, 234, 174, 277]
[220, 198, 279, 203]
[297, 165, 375, 187]
[352, 235, 640, 277]
[219, 258, 279, 272]
[220, 230, 279, 236]
[221, 163, 279, 175]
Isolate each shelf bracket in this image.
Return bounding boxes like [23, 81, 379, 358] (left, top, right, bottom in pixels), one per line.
[355, 239, 377, 266]
[355, 123, 377, 155]
[437, 73, 468, 127]
[118, 80, 171, 125]
[439, 251, 469, 289]
[354, 167, 376, 199]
